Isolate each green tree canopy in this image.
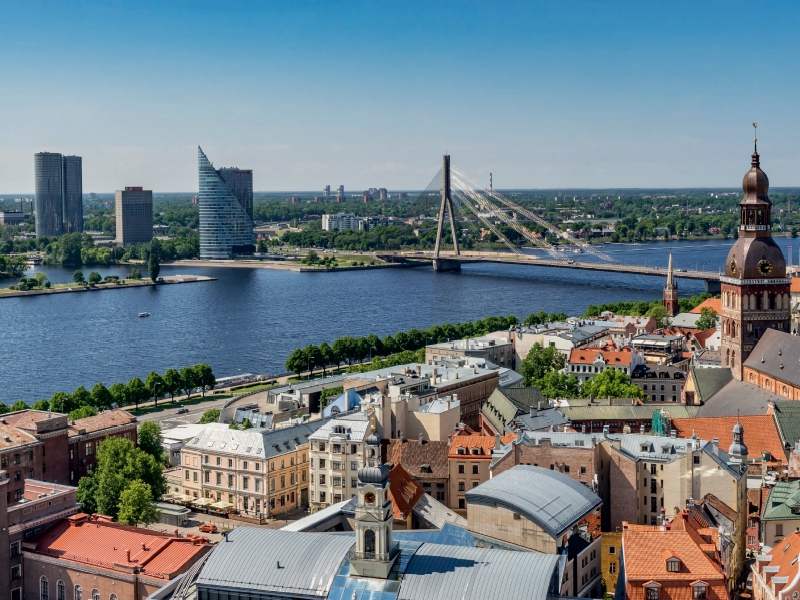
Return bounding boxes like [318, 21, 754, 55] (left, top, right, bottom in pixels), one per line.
[69, 405, 98, 420]
[90, 383, 114, 411]
[520, 343, 566, 385]
[242, 418, 253, 429]
[49, 391, 72, 414]
[72, 269, 85, 283]
[148, 253, 161, 282]
[646, 304, 671, 327]
[117, 480, 161, 526]
[10, 400, 27, 411]
[581, 368, 644, 400]
[536, 371, 581, 399]
[163, 368, 182, 401]
[76, 474, 98, 514]
[199, 408, 221, 424]
[31, 399, 50, 411]
[137, 421, 165, 463]
[179, 366, 198, 398]
[696, 307, 719, 330]
[127, 377, 147, 409]
[108, 382, 129, 407]
[88, 271, 102, 285]
[71, 386, 92, 408]
[145, 371, 165, 407]
[194, 363, 215, 397]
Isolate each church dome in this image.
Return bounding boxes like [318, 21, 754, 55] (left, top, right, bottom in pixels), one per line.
[742, 152, 770, 204]
[728, 421, 748, 458]
[358, 464, 390, 484]
[724, 236, 786, 279]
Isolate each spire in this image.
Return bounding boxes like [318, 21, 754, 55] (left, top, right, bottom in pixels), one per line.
[666, 251, 674, 287]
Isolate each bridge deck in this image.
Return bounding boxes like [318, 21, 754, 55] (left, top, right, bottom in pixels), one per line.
[375, 251, 720, 282]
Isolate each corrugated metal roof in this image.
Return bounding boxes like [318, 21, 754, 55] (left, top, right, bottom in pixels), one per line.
[465, 465, 601, 538]
[559, 404, 700, 421]
[397, 542, 559, 600]
[183, 419, 329, 459]
[196, 528, 353, 595]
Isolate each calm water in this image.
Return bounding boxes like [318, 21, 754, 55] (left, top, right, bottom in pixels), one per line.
[2, 238, 798, 402]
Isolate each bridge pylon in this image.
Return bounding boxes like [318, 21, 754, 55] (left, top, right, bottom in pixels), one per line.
[433, 155, 461, 272]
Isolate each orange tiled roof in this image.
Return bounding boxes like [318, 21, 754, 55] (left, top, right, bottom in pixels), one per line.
[756, 531, 800, 581]
[671, 415, 786, 461]
[448, 434, 515, 459]
[692, 328, 718, 349]
[30, 514, 211, 579]
[2, 409, 61, 430]
[569, 347, 634, 366]
[690, 298, 722, 315]
[387, 463, 424, 520]
[0, 423, 38, 450]
[68, 409, 137, 437]
[790, 277, 800, 294]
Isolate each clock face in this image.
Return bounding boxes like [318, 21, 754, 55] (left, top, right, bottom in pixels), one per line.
[757, 260, 773, 277]
[729, 259, 737, 275]
[364, 492, 376, 505]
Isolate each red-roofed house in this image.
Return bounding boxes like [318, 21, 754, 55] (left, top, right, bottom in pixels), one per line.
[23, 513, 212, 600]
[691, 298, 723, 316]
[448, 433, 515, 512]
[619, 514, 729, 600]
[671, 416, 787, 463]
[568, 346, 645, 383]
[752, 531, 800, 600]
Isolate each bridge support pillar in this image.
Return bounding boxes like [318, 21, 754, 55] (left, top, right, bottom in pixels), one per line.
[432, 259, 462, 272]
[704, 279, 721, 294]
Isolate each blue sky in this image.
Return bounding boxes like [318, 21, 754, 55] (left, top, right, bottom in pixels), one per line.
[1, 1, 799, 192]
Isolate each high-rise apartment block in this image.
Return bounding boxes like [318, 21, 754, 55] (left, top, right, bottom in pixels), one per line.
[197, 147, 255, 259]
[323, 185, 330, 198]
[115, 187, 153, 245]
[34, 152, 83, 237]
[336, 185, 344, 201]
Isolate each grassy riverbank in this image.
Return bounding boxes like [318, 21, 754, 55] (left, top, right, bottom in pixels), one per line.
[0, 274, 216, 299]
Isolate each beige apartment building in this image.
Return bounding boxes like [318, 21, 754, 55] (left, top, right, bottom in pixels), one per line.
[180, 421, 327, 517]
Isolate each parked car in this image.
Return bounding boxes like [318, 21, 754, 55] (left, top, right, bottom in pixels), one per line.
[176, 408, 189, 414]
[199, 524, 218, 533]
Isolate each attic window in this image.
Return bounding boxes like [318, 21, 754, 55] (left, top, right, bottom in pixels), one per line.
[784, 542, 793, 553]
[641, 444, 649, 452]
[692, 584, 707, 600]
[457, 448, 466, 455]
[420, 464, 432, 473]
[574, 440, 585, 447]
[470, 448, 480, 455]
[666, 558, 680, 572]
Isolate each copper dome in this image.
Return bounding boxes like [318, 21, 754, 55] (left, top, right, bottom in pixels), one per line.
[724, 236, 786, 279]
[741, 152, 770, 205]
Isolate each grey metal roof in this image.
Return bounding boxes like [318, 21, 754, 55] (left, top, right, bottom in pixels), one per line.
[744, 329, 800, 388]
[696, 380, 780, 417]
[613, 434, 744, 478]
[397, 542, 559, 600]
[691, 366, 733, 403]
[464, 465, 601, 538]
[196, 528, 353, 596]
[184, 419, 330, 459]
[559, 403, 699, 421]
[507, 407, 570, 433]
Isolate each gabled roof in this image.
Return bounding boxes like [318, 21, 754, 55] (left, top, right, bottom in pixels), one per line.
[689, 367, 732, 403]
[623, 528, 726, 583]
[696, 379, 780, 417]
[569, 347, 634, 365]
[465, 465, 602, 538]
[690, 298, 722, 315]
[68, 409, 137, 437]
[448, 434, 514, 459]
[755, 531, 800, 581]
[387, 463, 425, 520]
[185, 420, 328, 459]
[671, 415, 786, 461]
[773, 401, 800, 451]
[744, 329, 800, 388]
[386, 439, 449, 479]
[762, 482, 800, 521]
[481, 387, 544, 434]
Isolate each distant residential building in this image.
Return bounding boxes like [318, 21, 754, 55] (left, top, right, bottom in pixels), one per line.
[0, 211, 25, 226]
[321, 213, 389, 232]
[115, 187, 153, 245]
[197, 146, 255, 259]
[0, 410, 71, 489]
[631, 364, 686, 403]
[759, 482, 800, 547]
[336, 184, 344, 201]
[323, 185, 330, 198]
[67, 409, 138, 483]
[426, 334, 514, 369]
[34, 152, 83, 237]
[379, 188, 388, 200]
[567, 345, 645, 383]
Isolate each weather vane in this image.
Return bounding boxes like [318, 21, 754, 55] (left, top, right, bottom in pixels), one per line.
[753, 122, 758, 152]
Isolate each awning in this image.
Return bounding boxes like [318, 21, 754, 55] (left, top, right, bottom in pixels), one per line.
[210, 501, 234, 510]
[173, 494, 194, 502]
[193, 498, 214, 507]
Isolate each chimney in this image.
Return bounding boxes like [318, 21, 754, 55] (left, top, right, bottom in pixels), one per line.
[418, 433, 424, 444]
[670, 429, 677, 438]
[623, 425, 631, 434]
[453, 393, 458, 404]
[603, 424, 610, 437]
[712, 438, 719, 454]
[530, 405, 537, 418]
[447, 435, 452, 447]
[640, 424, 645, 434]
[494, 433, 502, 451]
[537, 401, 543, 411]
[174, 529, 179, 537]
[581, 424, 586, 434]
[432, 368, 438, 378]
[126, 549, 131, 562]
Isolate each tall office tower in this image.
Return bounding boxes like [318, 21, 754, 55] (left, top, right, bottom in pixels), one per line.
[197, 147, 255, 259]
[324, 185, 330, 198]
[115, 187, 153, 245]
[61, 155, 83, 233]
[337, 185, 344, 201]
[34, 152, 64, 237]
[34, 152, 83, 237]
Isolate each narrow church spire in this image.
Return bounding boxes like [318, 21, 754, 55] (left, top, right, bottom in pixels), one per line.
[663, 251, 678, 316]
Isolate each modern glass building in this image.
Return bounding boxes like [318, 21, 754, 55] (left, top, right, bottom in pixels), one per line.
[34, 152, 83, 237]
[198, 147, 255, 259]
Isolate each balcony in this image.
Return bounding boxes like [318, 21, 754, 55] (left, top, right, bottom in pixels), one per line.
[349, 543, 400, 562]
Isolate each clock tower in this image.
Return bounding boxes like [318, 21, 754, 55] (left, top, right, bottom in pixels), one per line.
[720, 140, 791, 379]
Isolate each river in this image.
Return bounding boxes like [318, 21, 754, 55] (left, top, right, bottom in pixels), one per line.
[2, 238, 798, 402]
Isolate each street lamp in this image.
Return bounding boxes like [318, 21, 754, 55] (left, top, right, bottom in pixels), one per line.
[368, 346, 378, 364]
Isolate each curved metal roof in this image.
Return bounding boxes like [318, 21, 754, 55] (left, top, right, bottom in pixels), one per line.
[465, 465, 601, 538]
[397, 542, 560, 600]
[196, 528, 353, 596]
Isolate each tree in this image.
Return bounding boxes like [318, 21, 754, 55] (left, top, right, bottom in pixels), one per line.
[520, 343, 566, 385]
[69, 405, 98, 420]
[163, 369, 182, 402]
[199, 408, 221, 424]
[536, 371, 581, 399]
[180, 366, 198, 399]
[581, 368, 644, 400]
[59, 233, 83, 266]
[91, 436, 166, 518]
[76, 474, 98, 514]
[194, 363, 215, 397]
[129, 267, 142, 279]
[31, 399, 50, 411]
[242, 418, 253, 429]
[88, 271, 102, 285]
[696, 307, 719, 330]
[71, 386, 92, 409]
[109, 382, 129, 407]
[285, 348, 306, 377]
[72, 270, 85, 283]
[49, 391, 72, 414]
[303, 344, 322, 376]
[318, 342, 335, 376]
[332, 336, 356, 366]
[228, 421, 239, 430]
[10, 400, 27, 411]
[34, 271, 48, 287]
[117, 480, 161, 526]
[137, 421, 165, 463]
[90, 383, 114, 411]
[127, 377, 147, 410]
[145, 371, 164, 407]
[148, 253, 160, 282]
[646, 304, 671, 327]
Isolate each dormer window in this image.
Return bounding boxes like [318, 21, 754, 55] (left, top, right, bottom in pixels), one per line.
[645, 583, 661, 600]
[457, 448, 466, 455]
[691, 583, 708, 599]
[470, 448, 480, 455]
[666, 558, 680, 572]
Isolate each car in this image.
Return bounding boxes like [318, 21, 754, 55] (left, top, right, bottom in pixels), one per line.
[199, 524, 218, 533]
[176, 408, 189, 414]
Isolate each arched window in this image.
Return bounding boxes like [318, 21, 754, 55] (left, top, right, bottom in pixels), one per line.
[110, 595, 118, 600]
[41, 576, 49, 600]
[57, 580, 65, 600]
[74, 586, 83, 600]
[364, 529, 376, 554]
[92, 590, 100, 600]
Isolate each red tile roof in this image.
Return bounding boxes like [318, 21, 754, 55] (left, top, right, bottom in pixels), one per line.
[755, 531, 800, 583]
[386, 439, 449, 479]
[30, 514, 211, 579]
[569, 347, 634, 366]
[2, 410, 61, 430]
[690, 298, 722, 315]
[691, 328, 718, 349]
[387, 463, 424, 520]
[791, 278, 800, 294]
[448, 434, 515, 459]
[671, 415, 786, 461]
[68, 409, 137, 437]
[0, 423, 38, 449]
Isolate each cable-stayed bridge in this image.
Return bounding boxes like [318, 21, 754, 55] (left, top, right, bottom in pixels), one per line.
[375, 155, 722, 293]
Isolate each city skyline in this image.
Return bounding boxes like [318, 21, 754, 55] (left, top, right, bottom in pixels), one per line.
[1, 2, 799, 193]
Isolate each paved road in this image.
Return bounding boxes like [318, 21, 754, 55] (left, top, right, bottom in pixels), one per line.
[137, 396, 233, 430]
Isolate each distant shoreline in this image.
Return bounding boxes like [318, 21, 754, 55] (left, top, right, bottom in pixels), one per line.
[162, 259, 428, 272]
[0, 274, 216, 299]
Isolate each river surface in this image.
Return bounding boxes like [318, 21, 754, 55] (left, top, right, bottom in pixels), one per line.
[2, 238, 798, 402]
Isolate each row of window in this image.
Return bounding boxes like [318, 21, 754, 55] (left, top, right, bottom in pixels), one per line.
[316, 442, 359, 453]
[642, 384, 678, 391]
[186, 470, 305, 491]
[39, 577, 110, 600]
[314, 459, 360, 470]
[197, 454, 306, 469]
[457, 464, 480, 474]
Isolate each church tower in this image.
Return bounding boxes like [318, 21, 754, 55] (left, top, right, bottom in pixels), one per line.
[348, 422, 398, 579]
[663, 251, 679, 316]
[720, 133, 791, 379]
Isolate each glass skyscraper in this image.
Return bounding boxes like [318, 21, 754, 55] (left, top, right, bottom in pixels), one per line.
[198, 146, 255, 259]
[34, 152, 83, 237]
